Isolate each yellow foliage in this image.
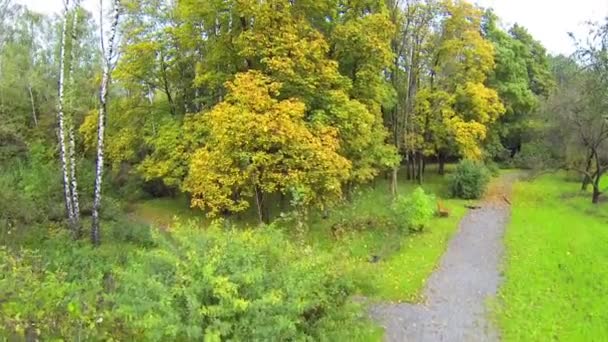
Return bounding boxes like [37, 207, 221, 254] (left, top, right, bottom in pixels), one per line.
[411, 0, 506, 160]
[183, 71, 351, 216]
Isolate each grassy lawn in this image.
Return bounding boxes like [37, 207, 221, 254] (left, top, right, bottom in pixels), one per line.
[304, 168, 469, 302]
[496, 173, 608, 341]
[131, 165, 469, 303]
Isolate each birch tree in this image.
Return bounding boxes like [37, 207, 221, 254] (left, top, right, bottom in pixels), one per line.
[67, 0, 82, 237]
[92, 0, 120, 245]
[57, 0, 77, 234]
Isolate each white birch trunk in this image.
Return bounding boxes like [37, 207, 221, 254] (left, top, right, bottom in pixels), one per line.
[92, 0, 120, 245]
[68, 3, 81, 235]
[28, 85, 38, 128]
[68, 124, 81, 233]
[57, 0, 75, 229]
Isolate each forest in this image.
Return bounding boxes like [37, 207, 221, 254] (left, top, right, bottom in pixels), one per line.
[1, 0, 607, 340]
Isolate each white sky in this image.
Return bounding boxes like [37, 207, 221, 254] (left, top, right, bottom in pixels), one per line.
[16, 0, 101, 17]
[475, 0, 608, 55]
[16, 0, 608, 56]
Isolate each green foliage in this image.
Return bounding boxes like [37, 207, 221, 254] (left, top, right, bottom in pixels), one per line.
[483, 11, 554, 154]
[0, 167, 42, 240]
[448, 160, 490, 199]
[299, 166, 468, 302]
[512, 141, 557, 170]
[485, 161, 501, 177]
[392, 187, 436, 232]
[496, 174, 608, 341]
[107, 220, 156, 248]
[0, 144, 63, 241]
[0, 224, 359, 340]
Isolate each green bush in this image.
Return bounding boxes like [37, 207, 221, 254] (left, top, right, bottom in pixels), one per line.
[448, 160, 490, 199]
[392, 187, 436, 232]
[486, 161, 501, 177]
[107, 220, 156, 248]
[512, 141, 557, 170]
[0, 224, 357, 340]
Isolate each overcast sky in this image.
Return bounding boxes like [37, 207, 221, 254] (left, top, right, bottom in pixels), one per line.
[15, 0, 608, 56]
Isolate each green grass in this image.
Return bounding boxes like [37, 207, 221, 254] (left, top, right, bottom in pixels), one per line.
[127, 195, 206, 229]
[304, 168, 469, 302]
[496, 173, 608, 341]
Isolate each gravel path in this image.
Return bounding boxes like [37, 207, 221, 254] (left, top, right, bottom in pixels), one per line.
[370, 175, 517, 342]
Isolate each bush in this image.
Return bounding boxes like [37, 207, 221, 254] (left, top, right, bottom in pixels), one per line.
[486, 161, 501, 177]
[0, 224, 357, 341]
[107, 220, 156, 248]
[512, 141, 557, 170]
[448, 160, 490, 199]
[392, 187, 436, 232]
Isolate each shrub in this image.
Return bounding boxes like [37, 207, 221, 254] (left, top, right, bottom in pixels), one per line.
[486, 161, 501, 177]
[448, 160, 490, 199]
[512, 141, 557, 170]
[107, 220, 156, 248]
[0, 224, 357, 341]
[392, 187, 436, 232]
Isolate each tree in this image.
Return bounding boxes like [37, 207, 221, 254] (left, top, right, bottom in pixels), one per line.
[386, 0, 435, 188]
[57, 0, 79, 235]
[92, 0, 120, 246]
[570, 33, 608, 203]
[484, 13, 553, 157]
[541, 23, 608, 204]
[409, 0, 504, 175]
[0, 3, 58, 159]
[129, 0, 398, 198]
[235, 0, 399, 187]
[183, 71, 350, 223]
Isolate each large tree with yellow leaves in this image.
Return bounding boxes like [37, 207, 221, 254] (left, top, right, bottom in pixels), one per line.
[183, 71, 350, 222]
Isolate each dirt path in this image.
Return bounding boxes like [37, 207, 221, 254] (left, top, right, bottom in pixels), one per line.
[370, 174, 518, 341]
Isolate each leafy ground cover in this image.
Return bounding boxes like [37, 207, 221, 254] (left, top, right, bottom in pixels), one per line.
[496, 173, 608, 341]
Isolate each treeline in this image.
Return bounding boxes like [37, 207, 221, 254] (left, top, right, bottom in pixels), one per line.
[531, 24, 608, 203]
[1, 0, 555, 243]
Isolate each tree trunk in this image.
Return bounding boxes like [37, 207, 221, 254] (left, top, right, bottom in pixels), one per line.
[160, 54, 175, 115]
[406, 153, 412, 180]
[390, 167, 398, 199]
[410, 153, 414, 181]
[591, 148, 603, 204]
[28, 85, 38, 128]
[438, 151, 445, 175]
[68, 125, 81, 236]
[581, 151, 593, 191]
[92, 0, 120, 246]
[57, 0, 75, 230]
[67, 4, 81, 237]
[254, 185, 264, 224]
[422, 155, 426, 175]
[262, 193, 270, 224]
[345, 181, 353, 202]
[411, 152, 417, 182]
[592, 185, 601, 204]
[417, 153, 423, 184]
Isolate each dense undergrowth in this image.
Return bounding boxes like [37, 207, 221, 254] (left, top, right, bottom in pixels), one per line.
[0, 224, 376, 340]
[0, 153, 475, 340]
[496, 173, 608, 341]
